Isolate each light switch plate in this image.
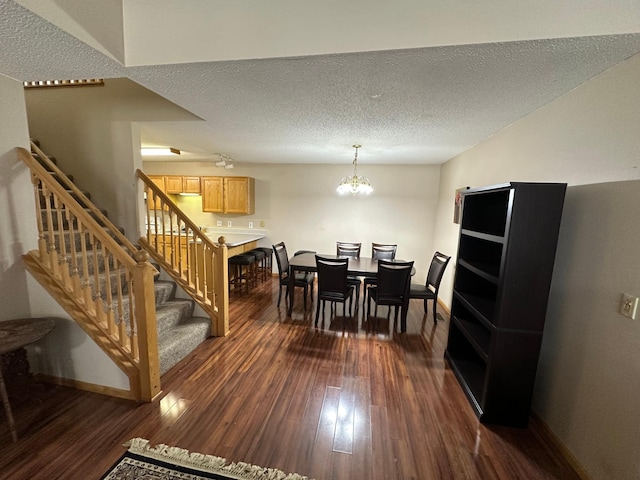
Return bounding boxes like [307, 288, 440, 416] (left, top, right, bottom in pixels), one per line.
[216, 220, 222, 227]
[619, 293, 638, 319]
[248, 222, 253, 229]
[227, 220, 232, 227]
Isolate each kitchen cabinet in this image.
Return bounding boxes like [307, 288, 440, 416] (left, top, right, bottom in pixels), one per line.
[202, 176, 255, 214]
[149, 233, 173, 259]
[147, 175, 170, 210]
[182, 176, 201, 194]
[445, 182, 566, 427]
[201, 177, 224, 212]
[165, 175, 183, 194]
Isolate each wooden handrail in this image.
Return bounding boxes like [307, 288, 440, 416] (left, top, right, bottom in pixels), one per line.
[19, 147, 137, 271]
[138, 170, 222, 252]
[17, 146, 160, 401]
[136, 170, 229, 337]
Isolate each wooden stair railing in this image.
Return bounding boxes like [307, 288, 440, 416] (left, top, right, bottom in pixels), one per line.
[30, 141, 139, 256]
[17, 146, 161, 402]
[136, 170, 229, 337]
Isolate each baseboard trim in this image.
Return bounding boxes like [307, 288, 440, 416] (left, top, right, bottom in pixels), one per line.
[34, 373, 136, 401]
[437, 298, 451, 316]
[530, 412, 591, 480]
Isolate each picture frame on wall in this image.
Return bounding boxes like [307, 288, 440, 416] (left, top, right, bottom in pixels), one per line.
[454, 186, 469, 224]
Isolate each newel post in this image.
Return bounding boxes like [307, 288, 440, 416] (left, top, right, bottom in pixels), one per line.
[132, 249, 161, 401]
[31, 173, 50, 263]
[214, 236, 230, 336]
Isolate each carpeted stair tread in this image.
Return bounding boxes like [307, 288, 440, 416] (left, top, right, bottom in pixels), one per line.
[41, 207, 110, 229]
[156, 299, 195, 336]
[153, 280, 176, 306]
[158, 316, 210, 375]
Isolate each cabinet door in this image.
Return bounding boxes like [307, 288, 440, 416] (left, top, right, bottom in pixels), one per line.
[224, 177, 255, 214]
[165, 175, 183, 194]
[149, 234, 172, 258]
[182, 176, 201, 194]
[202, 177, 224, 212]
[147, 175, 168, 210]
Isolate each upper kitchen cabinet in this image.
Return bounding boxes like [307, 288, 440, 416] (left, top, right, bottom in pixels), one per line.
[202, 176, 224, 212]
[165, 175, 183, 194]
[224, 177, 255, 214]
[147, 175, 170, 210]
[163, 175, 201, 195]
[202, 176, 255, 214]
[182, 176, 201, 194]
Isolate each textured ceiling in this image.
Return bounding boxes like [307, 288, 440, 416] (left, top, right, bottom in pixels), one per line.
[3, 0, 640, 165]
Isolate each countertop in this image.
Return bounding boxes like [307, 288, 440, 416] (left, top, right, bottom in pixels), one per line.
[147, 227, 266, 247]
[205, 229, 266, 247]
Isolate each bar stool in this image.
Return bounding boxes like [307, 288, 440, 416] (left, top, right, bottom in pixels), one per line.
[228, 252, 257, 293]
[246, 248, 267, 282]
[253, 247, 273, 276]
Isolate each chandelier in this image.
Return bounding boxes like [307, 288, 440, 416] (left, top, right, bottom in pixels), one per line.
[337, 144, 373, 195]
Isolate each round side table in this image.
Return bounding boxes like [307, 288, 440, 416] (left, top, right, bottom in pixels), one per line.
[0, 317, 55, 442]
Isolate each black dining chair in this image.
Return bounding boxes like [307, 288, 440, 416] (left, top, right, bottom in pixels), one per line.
[315, 255, 355, 326]
[336, 242, 362, 306]
[367, 259, 414, 332]
[408, 251, 451, 323]
[272, 242, 315, 310]
[362, 243, 398, 309]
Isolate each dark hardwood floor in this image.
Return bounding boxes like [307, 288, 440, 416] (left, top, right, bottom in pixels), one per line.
[0, 277, 581, 479]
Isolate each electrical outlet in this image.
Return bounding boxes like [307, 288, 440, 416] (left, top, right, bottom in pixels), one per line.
[227, 220, 232, 227]
[619, 293, 638, 319]
[216, 220, 222, 227]
[248, 222, 254, 229]
[260, 220, 265, 228]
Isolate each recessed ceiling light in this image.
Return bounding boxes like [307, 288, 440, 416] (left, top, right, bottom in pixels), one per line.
[141, 147, 181, 156]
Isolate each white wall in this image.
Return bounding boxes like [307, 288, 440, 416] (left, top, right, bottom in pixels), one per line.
[0, 74, 130, 390]
[433, 53, 640, 480]
[0, 74, 36, 319]
[122, 0, 640, 65]
[538, 181, 640, 480]
[24, 78, 200, 242]
[143, 162, 441, 282]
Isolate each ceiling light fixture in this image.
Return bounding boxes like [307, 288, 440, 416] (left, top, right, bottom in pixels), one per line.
[337, 144, 373, 195]
[141, 147, 180, 156]
[215, 153, 234, 169]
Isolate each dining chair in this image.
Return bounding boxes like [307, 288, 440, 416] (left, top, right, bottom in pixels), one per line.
[367, 259, 414, 332]
[362, 243, 398, 309]
[408, 251, 451, 323]
[336, 241, 362, 306]
[272, 242, 315, 310]
[314, 255, 355, 326]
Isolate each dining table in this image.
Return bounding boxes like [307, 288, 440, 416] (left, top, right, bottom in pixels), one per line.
[287, 252, 415, 318]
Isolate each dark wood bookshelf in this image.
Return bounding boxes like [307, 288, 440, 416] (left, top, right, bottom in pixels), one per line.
[445, 182, 566, 428]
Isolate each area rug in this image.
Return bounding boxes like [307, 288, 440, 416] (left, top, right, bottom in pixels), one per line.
[101, 437, 312, 480]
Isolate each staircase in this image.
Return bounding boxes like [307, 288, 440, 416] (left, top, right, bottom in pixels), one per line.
[23, 141, 213, 394]
[153, 279, 210, 374]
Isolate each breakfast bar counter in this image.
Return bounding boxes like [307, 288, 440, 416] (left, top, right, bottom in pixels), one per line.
[206, 231, 266, 256]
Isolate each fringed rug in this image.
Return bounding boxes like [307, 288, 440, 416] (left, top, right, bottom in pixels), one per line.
[101, 438, 313, 480]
